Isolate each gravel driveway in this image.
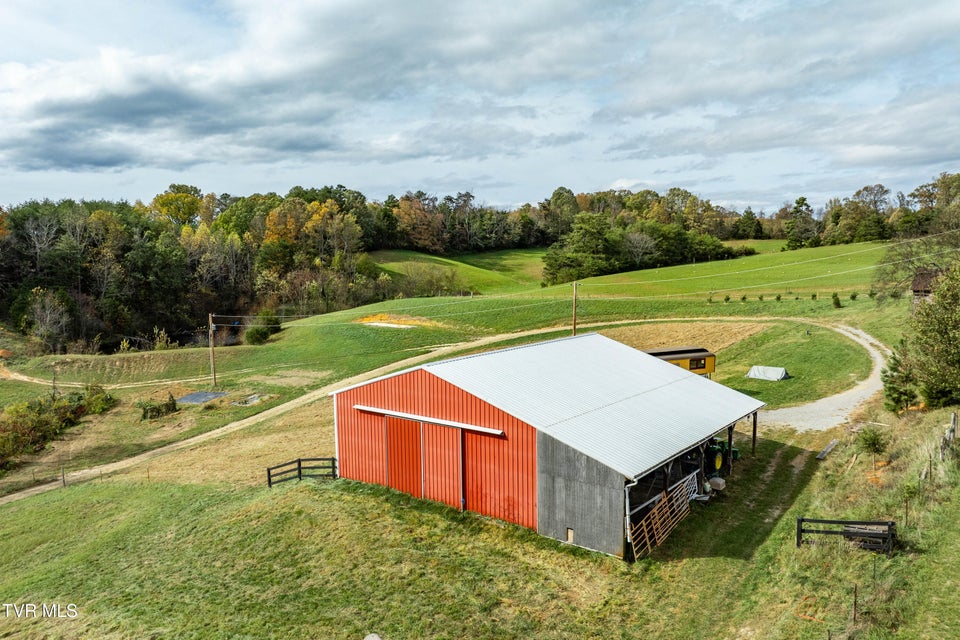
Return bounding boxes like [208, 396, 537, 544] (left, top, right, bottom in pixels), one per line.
[759, 325, 890, 431]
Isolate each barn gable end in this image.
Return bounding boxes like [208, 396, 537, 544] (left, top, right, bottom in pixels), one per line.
[334, 368, 537, 529]
[537, 432, 627, 556]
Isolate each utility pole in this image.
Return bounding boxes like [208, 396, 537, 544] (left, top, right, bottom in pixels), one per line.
[208, 313, 217, 387]
[572, 281, 578, 336]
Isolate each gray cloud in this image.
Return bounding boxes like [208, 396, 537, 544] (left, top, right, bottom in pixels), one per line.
[1, 0, 959, 211]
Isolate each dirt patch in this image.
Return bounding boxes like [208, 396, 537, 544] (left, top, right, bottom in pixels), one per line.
[790, 450, 813, 475]
[356, 313, 445, 328]
[247, 369, 332, 387]
[600, 321, 768, 353]
[146, 416, 198, 443]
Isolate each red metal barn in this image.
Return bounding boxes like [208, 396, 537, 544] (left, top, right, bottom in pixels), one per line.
[331, 333, 764, 558]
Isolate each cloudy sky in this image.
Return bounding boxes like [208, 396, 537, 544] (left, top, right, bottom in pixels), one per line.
[2, 0, 959, 213]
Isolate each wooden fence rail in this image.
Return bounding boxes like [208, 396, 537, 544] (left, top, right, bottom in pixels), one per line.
[796, 517, 896, 556]
[267, 457, 337, 488]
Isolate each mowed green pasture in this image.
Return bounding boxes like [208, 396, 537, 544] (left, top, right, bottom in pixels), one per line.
[370, 248, 545, 294]
[725, 238, 788, 253]
[715, 322, 873, 407]
[579, 241, 887, 298]
[10, 241, 893, 388]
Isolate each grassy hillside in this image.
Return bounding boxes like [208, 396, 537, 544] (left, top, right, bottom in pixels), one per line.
[370, 248, 546, 294]
[2, 406, 958, 639]
[3, 240, 947, 638]
[726, 238, 788, 254]
[0, 242, 907, 496]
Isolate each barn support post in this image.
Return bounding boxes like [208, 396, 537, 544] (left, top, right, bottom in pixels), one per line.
[752, 412, 758, 455]
[727, 424, 735, 475]
[624, 477, 639, 553]
[699, 443, 707, 488]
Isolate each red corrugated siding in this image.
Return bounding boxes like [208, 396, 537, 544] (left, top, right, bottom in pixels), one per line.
[422, 422, 460, 508]
[334, 369, 537, 530]
[386, 417, 421, 496]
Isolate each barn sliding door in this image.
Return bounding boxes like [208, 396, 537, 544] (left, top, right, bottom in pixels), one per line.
[385, 417, 421, 497]
[421, 422, 461, 508]
[384, 417, 462, 507]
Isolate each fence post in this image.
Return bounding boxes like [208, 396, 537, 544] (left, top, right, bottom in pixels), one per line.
[796, 517, 803, 547]
[267, 468, 273, 489]
[297, 458, 302, 481]
[853, 584, 858, 623]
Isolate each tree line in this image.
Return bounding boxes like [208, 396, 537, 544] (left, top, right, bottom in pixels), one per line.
[2, 172, 959, 354]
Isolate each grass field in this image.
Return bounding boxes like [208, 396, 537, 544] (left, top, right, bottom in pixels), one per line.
[0, 242, 906, 495]
[1, 408, 958, 639]
[4, 240, 954, 639]
[370, 247, 546, 294]
[725, 238, 789, 253]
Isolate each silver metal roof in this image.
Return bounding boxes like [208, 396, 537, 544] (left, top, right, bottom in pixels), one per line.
[334, 333, 765, 479]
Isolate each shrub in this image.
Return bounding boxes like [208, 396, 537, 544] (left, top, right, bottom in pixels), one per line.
[83, 384, 118, 414]
[740, 294, 747, 302]
[724, 294, 730, 303]
[0, 388, 112, 468]
[811, 293, 818, 300]
[850, 292, 859, 301]
[136, 393, 178, 421]
[857, 426, 890, 470]
[758, 294, 764, 302]
[152, 326, 178, 351]
[244, 325, 271, 345]
[257, 309, 282, 335]
[832, 292, 842, 308]
[775, 294, 782, 302]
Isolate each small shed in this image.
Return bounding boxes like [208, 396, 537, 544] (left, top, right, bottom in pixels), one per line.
[911, 268, 942, 307]
[643, 345, 716, 376]
[331, 333, 764, 558]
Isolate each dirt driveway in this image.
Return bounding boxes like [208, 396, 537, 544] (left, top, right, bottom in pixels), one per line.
[759, 325, 890, 431]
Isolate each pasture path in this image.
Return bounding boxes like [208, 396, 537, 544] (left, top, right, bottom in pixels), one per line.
[0, 319, 888, 506]
[758, 324, 890, 431]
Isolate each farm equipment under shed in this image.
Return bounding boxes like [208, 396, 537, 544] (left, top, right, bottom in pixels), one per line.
[625, 433, 742, 558]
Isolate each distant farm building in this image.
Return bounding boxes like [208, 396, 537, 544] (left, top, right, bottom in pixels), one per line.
[911, 268, 942, 307]
[331, 333, 764, 558]
[643, 345, 716, 376]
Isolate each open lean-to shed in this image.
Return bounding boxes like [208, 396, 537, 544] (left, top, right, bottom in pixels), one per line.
[331, 333, 764, 558]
